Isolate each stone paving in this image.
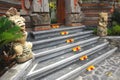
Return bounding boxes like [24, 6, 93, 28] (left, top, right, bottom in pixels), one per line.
[75, 51, 120, 80]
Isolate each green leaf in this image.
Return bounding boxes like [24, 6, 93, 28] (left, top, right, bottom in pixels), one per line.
[0, 16, 22, 48]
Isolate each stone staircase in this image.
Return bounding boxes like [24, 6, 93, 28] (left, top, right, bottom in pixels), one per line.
[23, 25, 117, 80]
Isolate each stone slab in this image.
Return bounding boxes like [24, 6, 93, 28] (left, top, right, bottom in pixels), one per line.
[0, 60, 32, 80]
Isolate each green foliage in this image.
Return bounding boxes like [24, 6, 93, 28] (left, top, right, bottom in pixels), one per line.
[49, 2, 56, 9]
[93, 24, 120, 36]
[112, 9, 120, 25]
[107, 28, 112, 35]
[0, 17, 22, 48]
[112, 24, 120, 35]
[93, 28, 97, 34]
[107, 24, 120, 35]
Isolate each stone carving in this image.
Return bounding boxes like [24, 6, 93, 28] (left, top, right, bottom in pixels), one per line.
[32, 0, 49, 12]
[66, 12, 84, 24]
[32, 0, 43, 12]
[65, 0, 84, 25]
[97, 12, 108, 37]
[65, 0, 81, 13]
[5, 7, 33, 63]
[31, 13, 50, 25]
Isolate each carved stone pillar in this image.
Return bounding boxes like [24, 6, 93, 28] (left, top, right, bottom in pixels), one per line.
[65, 0, 84, 26]
[97, 12, 108, 37]
[20, 0, 51, 31]
[31, 0, 51, 31]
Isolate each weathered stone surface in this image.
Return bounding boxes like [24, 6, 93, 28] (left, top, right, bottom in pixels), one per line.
[0, 60, 32, 80]
[92, 75, 100, 80]
[31, 13, 50, 25]
[75, 76, 83, 80]
[83, 76, 92, 80]
[95, 70, 103, 75]
[65, 0, 81, 13]
[42, 0, 49, 12]
[100, 75, 108, 80]
[20, 10, 28, 15]
[97, 12, 108, 37]
[24, 0, 30, 9]
[32, 0, 49, 12]
[65, 12, 84, 25]
[32, 0, 43, 12]
[65, 0, 84, 26]
[22, 16, 31, 22]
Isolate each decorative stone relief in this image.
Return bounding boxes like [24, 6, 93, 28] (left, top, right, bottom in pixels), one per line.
[32, 0, 49, 12]
[66, 12, 84, 23]
[65, 0, 81, 13]
[97, 12, 108, 37]
[32, 0, 43, 12]
[42, 0, 49, 12]
[5, 7, 33, 63]
[65, 0, 84, 25]
[31, 13, 50, 25]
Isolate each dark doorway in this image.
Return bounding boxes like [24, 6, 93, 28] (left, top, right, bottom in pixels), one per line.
[56, 0, 65, 25]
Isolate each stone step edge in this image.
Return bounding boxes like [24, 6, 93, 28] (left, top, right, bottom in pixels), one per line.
[33, 40, 98, 63]
[32, 31, 93, 45]
[26, 42, 108, 78]
[56, 47, 118, 80]
[34, 37, 99, 58]
[33, 34, 93, 50]
[0, 60, 32, 80]
[31, 25, 85, 35]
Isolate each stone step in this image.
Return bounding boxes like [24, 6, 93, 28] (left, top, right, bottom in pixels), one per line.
[33, 37, 99, 58]
[30, 26, 85, 40]
[56, 47, 117, 80]
[39, 46, 115, 80]
[26, 42, 109, 79]
[32, 40, 99, 72]
[32, 28, 83, 41]
[32, 31, 93, 50]
[33, 37, 98, 63]
[33, 34, 93, 52]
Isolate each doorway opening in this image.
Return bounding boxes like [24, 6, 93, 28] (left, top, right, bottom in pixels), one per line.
[49, 0, 66, 25]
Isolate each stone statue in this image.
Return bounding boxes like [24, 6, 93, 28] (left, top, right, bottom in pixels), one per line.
[5, 7, 33, 63]
[97, 12, 108, 37]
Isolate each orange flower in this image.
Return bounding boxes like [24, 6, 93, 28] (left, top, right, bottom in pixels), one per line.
[72, 46, 81, 52]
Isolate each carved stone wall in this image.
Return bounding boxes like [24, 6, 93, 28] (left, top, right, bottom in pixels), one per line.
[20, 0, 50, 31]
[31, 13, 50, 25]
[31, 0, 50, 31]
[65, 0, 83, 26]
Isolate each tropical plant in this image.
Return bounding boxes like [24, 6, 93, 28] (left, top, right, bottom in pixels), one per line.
[0, 17, 22, 48]
[0, 16, 22, 76]
[112, 24, 120, 35]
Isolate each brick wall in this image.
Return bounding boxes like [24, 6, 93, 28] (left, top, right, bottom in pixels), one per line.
[81, 3, 112, 26]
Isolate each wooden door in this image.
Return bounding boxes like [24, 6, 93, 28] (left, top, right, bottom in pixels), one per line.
[56, 0, 65, 25]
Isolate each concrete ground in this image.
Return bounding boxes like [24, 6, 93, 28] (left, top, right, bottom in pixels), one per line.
[75, 51, 120, 80]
